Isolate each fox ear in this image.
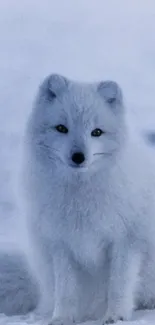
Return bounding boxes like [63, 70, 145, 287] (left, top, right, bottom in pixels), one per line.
[97, 81, 123, 107]
[39, 74, 68, 100]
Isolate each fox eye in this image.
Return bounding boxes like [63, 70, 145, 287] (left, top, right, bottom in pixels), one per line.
[55, 124, 68, 134]
[91, 128, 104, 137]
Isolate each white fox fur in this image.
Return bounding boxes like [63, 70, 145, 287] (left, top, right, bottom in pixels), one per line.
[0, 250, 38, 315]
[1, 74, 155, 324]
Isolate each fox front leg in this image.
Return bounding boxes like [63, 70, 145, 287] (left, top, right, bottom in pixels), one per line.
[103, 240, 141, 324]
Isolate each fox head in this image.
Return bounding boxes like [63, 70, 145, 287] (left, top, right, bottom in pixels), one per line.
[28, 74, 125, 174]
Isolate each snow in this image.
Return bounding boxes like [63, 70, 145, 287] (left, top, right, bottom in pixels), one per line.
[0, 0, 155, 324]
[1, 311, 155, 325]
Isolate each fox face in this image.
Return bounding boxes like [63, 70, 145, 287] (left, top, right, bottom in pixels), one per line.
[29, 74, 125, 173]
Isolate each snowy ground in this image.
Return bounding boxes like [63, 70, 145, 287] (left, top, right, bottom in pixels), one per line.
[0, 0, 155, 324]
[1, 311, 155, 325]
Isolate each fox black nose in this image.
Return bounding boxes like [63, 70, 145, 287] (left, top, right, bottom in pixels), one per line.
[72, 152, 85, 165]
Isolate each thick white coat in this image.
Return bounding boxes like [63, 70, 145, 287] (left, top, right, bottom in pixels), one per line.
[20, 74, 155, 324]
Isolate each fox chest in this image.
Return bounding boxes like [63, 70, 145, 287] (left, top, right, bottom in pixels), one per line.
[49, 188, 111, 267]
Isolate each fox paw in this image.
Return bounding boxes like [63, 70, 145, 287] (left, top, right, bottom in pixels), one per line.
[48, 317, 75, 325]
[102, 316, 124, 324]
[102, 309, 128, 324]
[102, 303, 132, 324]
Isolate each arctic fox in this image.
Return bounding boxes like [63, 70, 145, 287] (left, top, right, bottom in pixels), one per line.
[7, 74, 155, 324]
